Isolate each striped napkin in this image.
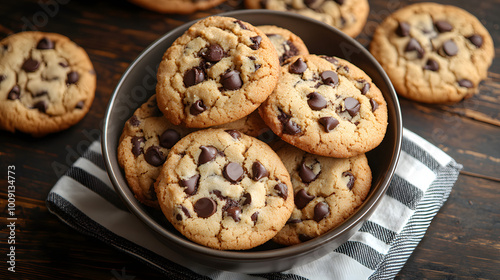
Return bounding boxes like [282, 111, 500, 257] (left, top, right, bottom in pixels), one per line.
[46, 128, 462, 280]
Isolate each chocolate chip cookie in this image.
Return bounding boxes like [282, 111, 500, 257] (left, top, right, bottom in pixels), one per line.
[156, 16, 280, 128]
[272, 143, 371, 245]
[259, 54, 388, 158]
[245, 0, 369, 38]
[128, 0, 227, 14]
[370, 3, 494, 103]
[0, 31, 96, 136]
[257, 25, 309, 65]
[155, 128, 294, 250]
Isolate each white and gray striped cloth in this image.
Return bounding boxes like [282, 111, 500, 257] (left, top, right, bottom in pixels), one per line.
[46, 128, 462, 280]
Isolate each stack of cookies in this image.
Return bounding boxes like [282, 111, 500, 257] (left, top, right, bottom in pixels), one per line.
[117, 16, 388, 250]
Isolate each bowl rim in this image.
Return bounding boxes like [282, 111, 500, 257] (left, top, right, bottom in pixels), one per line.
[102, 9, 402, 262]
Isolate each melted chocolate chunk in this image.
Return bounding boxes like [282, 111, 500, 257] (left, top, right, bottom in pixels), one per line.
[194, 197, 217, 218]
[234, 20, 248, 30]
[299, 234, 313, 242]
[225, 129, 241, 140]
[458, 79, 474, 88]
[190, 99, 206, 115]
[320, 71, 339, 87]
[287, 218, 302, 224]
[221, 70, 242, 90]
[160, 129, 180, 149]
[423, 59, 439, 71]
[250, 36, 262, 50]
[144, 146, 166, 167]
[314, 202, 329, 222]
[36, 37, 54, 49]
[299, 162, 317, 183]
[274, 183, 288, 200]
[223, 162, 244, 183]
[67, 71, 79, 84]
[405, 38, 424, 58]
[370, 98, 379, 112]
[344, 97, 360, 117]
[22, 59, 40, 72]
[0, 74, 5, 83]
[295, 189, 315, 209]
[176, 205, 191, 221]
[319, 117, 339, 132]
[198, 146, 218, 165]
[226, 206, 241, 222]
[242, 193, 252, 206]
[131, 136, 145, 157]
[34, 90, 48, 97]
[442, 40, 458, 56]
[128, 115, 140, 127]
[181, 174, 200, 195]
[334, 0, 344, 4]
[252, 161, 269, 181]
[396, 22, 411, 37]
[289, 58, 307, 74]
[321, 55, 339, 65]
[342, 171, 355, 190]
[33, 100, 48, 113]
[434, 20, 453, 33]
[283, 119, 301, 135]
[184, 67, 205, 87]
[281, 41, 299, 63]
[467, 34, 483, 48]
[7, 85, 20, 100]
[307, 92, 327, 110]
[202, 44, 224, 62]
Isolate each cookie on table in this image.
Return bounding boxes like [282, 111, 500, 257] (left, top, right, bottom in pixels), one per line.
[156, 16, 280, 128]
[259, 54, 388, 158]
[0, 31, 95, 137]
[257, 25, 309, 65]
[272, 143, 371, 245]
[155, 128, 294, 250]
[245, 0, 369, 38]
[370, 3, 494, 104]
[117, 95, 195, 208]
[128, 0, 227, 14]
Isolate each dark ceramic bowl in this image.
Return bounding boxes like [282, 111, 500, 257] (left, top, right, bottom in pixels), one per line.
[102, 10, 402, 273]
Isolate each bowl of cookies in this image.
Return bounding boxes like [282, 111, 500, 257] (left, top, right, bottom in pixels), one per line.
[102, 10, 402, 273]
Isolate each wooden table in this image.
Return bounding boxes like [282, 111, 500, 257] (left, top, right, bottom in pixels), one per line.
[1, 0, 498, 279]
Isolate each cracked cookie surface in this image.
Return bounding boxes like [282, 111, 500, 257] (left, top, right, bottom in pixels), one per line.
[272, 143, 371, 245]
[156, 16, 280, 128]
[0, 31, 96, 136]
[155, 128, 294, 250]
[257, 25, 309, 65]
[118, 95, 273, 208]
[259, 54, 388, 158]
[245, 0, 369, 38]
[370, 3, 494, 103]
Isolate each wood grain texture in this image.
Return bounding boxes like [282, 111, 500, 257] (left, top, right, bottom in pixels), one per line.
[0, 0, 499, 279]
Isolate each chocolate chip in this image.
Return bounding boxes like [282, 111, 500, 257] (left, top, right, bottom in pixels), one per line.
[189, 99, 206, 116]
[423, 59, 439, 71]
[287, 218, 302, 224]
[176, 205, 191, 221]
[252, 161, 269, 181]
[223, 162, 244, 183]
[343, 171, 355, 190]
[458, 79, 474, 88]
[7, 85, 20, 100]
[225, 129, 241, 140]
[289, 58, 307, 74]
[314, 202, 329, 222]
[307, 92, 327, 110]
[75, 100, 85, 109]
[274, 183, 288, 200]
[281, 41, 299, 63]
[320, 71, 338, 87]
[442, 40, 458, 56]
[468, 34, 483, 48]
[148, 183, 157, 201]
[212, 189, 225, 200]
[370, 98, 379, 112]
[361, 82, 370, 95]
[242, 193, 252, 206]
[34, 90, 48, 97]
[299, 162, 317, 183]
[319, 117, 339, 132]
[405, 38, 424, 58]
[234, 20, 248, 30]
[33, 100, 48, 113]
[221, 70, 242, 90]
[160, 129, 180, 149]
[67, 71, 79, 84]
[435, 20, 453, 33]
[334, 0, 344, 4]
[283, 119, 301, 135]
[251, 212, 259, 224]
[194, 197, 217, 218]
[36, 37, 54, 49]
[321, 55, 338, 65]
[250, 36, 262, 50]
[144, 146, 166, 167]
[181, 174, 200, 195]
[0, 74, 5, 83]
[59, 62, 68, 68]
[202, 44, 224, 62]
[226, 206, 241, 222]
[128, 115, 140, 127]
[131, 136, 145, 157]
[295, 189, 315, 209]
[22, 59, 40, 72]
[198, 146, 217, 165]
[396, 22, 411, 37]
[184, 67, 205, 87]
[299, 234, 313, 242]
[344, 97, 360, 117]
